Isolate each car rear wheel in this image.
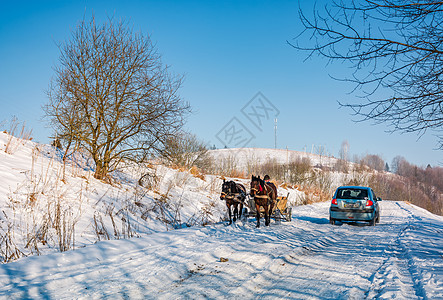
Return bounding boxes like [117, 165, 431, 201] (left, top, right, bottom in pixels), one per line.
[369, 217, 376, 226]
[329, 217, 337, 225]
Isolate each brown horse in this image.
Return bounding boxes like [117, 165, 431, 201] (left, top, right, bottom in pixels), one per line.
[250, 175, 277, 227]
[220, 179, 246, 224]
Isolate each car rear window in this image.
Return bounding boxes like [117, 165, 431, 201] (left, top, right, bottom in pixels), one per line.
[337, 188, 368, 199]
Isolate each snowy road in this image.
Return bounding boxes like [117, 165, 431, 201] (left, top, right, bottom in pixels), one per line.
[0, 200, 442, 299]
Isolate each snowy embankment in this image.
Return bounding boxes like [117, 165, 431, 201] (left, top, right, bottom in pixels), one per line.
[0, 131, 233, 258]
[0, 200, 442, 299]
[0, 132, 306, 262]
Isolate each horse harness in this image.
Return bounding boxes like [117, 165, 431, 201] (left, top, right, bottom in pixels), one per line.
[251, 181, 275, 205]
[221, 183, 246, 203]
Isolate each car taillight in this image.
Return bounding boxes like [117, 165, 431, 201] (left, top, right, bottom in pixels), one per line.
[366, 199, 374, 206]
[332, 198, 337, 205]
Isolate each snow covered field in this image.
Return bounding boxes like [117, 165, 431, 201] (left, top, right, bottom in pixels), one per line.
[0, 200, 441, 299]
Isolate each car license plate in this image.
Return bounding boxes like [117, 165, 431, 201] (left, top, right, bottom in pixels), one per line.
[344, 203, 358, 208]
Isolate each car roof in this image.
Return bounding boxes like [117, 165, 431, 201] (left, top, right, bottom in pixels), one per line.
[337, 186, 371, 190]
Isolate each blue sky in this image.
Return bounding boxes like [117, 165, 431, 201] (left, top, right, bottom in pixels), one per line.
[0, 0, 440, 167]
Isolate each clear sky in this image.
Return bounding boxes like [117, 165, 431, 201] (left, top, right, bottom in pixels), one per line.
[0, 0, 440, 167]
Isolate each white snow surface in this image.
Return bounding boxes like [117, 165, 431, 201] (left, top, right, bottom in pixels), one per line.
[0, 201, 442, 299]
[0, 133, 442, 299]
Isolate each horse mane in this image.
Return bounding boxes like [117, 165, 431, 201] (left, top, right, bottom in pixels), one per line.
[257, 176, 266, 190]
[223, 180, 243, 194]
[235, 182, 246, 194]
[259, 178, 265, 188]
[252, 175, 277, 198]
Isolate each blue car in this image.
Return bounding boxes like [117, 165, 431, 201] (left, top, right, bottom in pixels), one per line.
[329, 186, 382, 226]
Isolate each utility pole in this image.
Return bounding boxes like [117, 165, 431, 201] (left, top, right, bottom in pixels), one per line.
[274, 118, 277, 149]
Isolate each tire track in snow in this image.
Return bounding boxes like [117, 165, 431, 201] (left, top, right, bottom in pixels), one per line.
[234, 215, 366, 299]
[160, 219, 346, 299]
[1, 201, 440, 299]
[365, 202, 428, 300]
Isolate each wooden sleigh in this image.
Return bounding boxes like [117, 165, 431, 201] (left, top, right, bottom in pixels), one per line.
[245, 193, 292, 222]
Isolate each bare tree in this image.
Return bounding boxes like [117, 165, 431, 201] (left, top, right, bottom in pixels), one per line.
[160, 132, 210, 170]
[391, 155, 406, 174]
[361, 154, 385, 171]
[292, 1, 443, 148]
[339, 140, 349, 162]
[335, 140, 350, 172]
[45, 16, 190, 180]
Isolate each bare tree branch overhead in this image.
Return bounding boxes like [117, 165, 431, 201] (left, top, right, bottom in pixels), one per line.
[45, 16, 190, 180]
[291, 0, 443, 149]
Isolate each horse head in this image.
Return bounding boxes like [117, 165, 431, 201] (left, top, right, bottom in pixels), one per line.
[250, 175, 264, 196]
[221, 179, 236, 198]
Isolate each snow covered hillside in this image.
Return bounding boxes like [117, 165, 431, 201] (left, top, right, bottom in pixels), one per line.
[0, 132, 303, 261]
[0, 200, 441, 299]
[208, 147, 339, 170]
[0, 132, 227, 260]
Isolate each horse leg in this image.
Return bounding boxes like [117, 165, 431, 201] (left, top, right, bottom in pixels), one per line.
[239, 202, 243, 220]
[268, 201, 275, 226]
[264, 205, 270, 226]
[255, 203, 261, 228]
[233, 204, 238, 222]
[227, 203, 232, 225]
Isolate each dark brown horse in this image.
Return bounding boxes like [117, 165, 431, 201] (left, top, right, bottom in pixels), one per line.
[250, 175, 277, 227]
[220, 179, 246, 224]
